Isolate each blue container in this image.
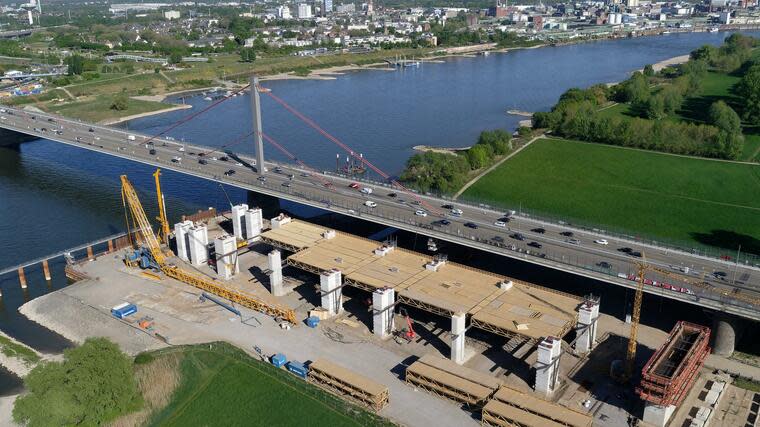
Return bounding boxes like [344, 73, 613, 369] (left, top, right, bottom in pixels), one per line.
[286, 361, 308, 379]
[271, 353, 287, 368]
[306, 316, 320, 328]
[111, 303, 137, 319]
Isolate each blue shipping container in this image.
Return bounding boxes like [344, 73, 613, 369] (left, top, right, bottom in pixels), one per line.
[111, 303, 137, 319]
[271, 353, 287, 368]
[286, 361, 308, 379]
[306, 316, 320, 328]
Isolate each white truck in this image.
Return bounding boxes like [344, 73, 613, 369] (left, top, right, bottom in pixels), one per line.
[127, 135, 136, 141]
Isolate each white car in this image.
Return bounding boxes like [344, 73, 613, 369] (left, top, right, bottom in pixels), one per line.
[360, 187, 373, 195]
[235, 162, 243, 166]
[450, 208, 463, 216]
[594, 239, 609, 245]
[364, 201, 377, 208]
[415, 210, 428, 217]
[494, 220, 507, 227]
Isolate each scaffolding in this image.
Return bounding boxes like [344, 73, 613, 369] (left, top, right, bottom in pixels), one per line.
[308, 359, 389, 412]
[481, 385, 592, 427]
[405, 354, 501, 407]
[636, 321, 711, 407]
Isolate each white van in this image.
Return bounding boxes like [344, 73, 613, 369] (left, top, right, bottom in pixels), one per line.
[127, 135, 136, 141]
[360, 187, 373, 195]
[364, 201, 377, 208]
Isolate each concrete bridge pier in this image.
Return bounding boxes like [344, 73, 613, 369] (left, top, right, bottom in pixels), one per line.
[0, 127, 37, 150]
[711, 312, 744, 356]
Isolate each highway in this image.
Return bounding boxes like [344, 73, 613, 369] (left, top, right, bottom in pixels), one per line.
[1, 105, 759, 321]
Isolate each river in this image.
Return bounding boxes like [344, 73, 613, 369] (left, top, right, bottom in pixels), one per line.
[0, 31, 755, 392]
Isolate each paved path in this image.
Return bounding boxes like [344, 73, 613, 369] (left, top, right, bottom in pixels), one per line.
[452, 135, 541, 199]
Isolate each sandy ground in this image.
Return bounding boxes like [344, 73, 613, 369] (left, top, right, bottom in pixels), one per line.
[100, 103, 192, 125]
[0, 331, 41, 378]
[651, 54, 691, 72]
[0, 395, 20, 426]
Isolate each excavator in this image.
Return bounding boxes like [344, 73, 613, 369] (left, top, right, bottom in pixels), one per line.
[120, 173, 296, 325]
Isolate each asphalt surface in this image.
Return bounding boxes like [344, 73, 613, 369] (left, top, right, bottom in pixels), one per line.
[2, 106, 759, 320]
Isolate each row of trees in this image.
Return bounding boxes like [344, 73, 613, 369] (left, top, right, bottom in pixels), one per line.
[533, 36, 752, 160]
[400, 129, 512, 193]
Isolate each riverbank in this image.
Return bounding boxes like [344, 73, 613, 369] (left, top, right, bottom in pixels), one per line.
[100, 101, 192, 125]
[412, 144, 470, 155]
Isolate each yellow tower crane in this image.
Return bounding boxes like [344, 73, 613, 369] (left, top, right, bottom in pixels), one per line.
[153, 168, 171, 245]
[120, 174, 297, 324]
[622, 256, 647, 382]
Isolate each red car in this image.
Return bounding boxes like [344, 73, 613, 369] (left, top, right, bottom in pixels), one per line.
[349, 182, 359, 189]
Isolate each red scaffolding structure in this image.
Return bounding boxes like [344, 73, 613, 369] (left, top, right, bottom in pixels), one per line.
[636, 321, 711, 407]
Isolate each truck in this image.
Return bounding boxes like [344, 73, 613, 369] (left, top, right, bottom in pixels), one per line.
[111, 302, 137, 319]
[127, 135, 136, 141]
[286, 361, 308, 379]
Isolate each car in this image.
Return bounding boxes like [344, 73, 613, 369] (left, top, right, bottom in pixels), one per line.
[300, 172, 311, 177]
[441, 204, 454, 209]
[171, 157, 181, 163]
[387, 192, 397, 198]
[47, 118, 55, 122]
[451, 208, 463, 216]
[227, 169, 235, 175]
[274, 166, 283, 173]
[531, 227, 546, 234]
[464, 222, 478, 229]
[492, 236, 505, 243]
[511, 233, 525, 241]
[323, 182, 333, 188]
[257, 176, 267, 182]
[219, 156, 228, 161]
[197, 152, 205, 157]
[494, 220, 507, 227]
[411, 200, 421, 206]
[415, 210, 428, 217]
[528, 241, 542, 249]
[360, 187, 373, 194]
[497, 217, 511, 223]
[597, 261, 612, 269]
[560, 231, 574, 237]
[198, 159, 207, 165]
[349, 182, 360, 189]
[618, 247, 633, 253]
[433, 219, 451, 226]
[364, 201, 377, 208]
[567, 238, 580, 245]
[594, 239, 609, 245]
[629, 251, 642, 258]
[150, 149, 157, 155]
[287, 174, 295, 180]
[282, 182, 292, 187]
[347, 209, 356, 215]
[88, 128, 94, 132]
[188, 152, 196, 156]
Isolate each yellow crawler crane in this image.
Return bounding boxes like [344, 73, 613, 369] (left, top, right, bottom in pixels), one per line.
[120, 174, 297, 324]
[153, 168, 171, 245]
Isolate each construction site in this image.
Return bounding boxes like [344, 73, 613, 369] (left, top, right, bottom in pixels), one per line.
[12, 171, 757, 427]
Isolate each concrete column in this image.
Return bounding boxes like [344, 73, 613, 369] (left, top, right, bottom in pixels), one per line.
[250, 75, 265, 174]
[17, 267, 27, 289]
[244, 208, 263, 240]
[643, 403, 676, 427]
[86, 246, 94, 261]
[575, 298, 600, 354]
[231, 204, 248, 240]
[188, 224, 209, 266]
[535, 336, 562, 396]
[107, 240, 114, 252]
[214, 235, 239, 280]
[271, 214, 291, 230]
[268, 250, 285, 296]
[174, 220, 193, 261]
[711, 313, 742, 356]
[42, 259, 51, 281]
[372, 287, 395, 339]
[451, 312, 466, 365]
[320, 269, 343, 316]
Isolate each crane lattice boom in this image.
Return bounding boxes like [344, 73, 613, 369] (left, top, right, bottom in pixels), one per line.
[120, 175, 296, 324]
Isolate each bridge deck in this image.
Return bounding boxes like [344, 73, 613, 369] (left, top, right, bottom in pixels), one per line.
[263, 220, 581, 340]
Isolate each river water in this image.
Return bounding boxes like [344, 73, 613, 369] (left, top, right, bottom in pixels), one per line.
[0, 31, 755, 392]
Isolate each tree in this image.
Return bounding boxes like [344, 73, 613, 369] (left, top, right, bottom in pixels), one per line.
[240, 47, 256, 63]
[466, 144, 489, 169]
[621, 72, 649, 105]
[66, 54, 84, 76]
[168, 51, 183, 64]
[736, 64, 760, 125]
[643, 64, 655, 77]
[110, 92, 129, 111]
[13, 338, 142, 427]
[690, 45, 717, 62]
[709, 100, 742, 135]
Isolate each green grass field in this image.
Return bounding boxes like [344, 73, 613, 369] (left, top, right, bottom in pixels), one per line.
[47, 95, 173, 123]
[462, 138, 760, 255]
[147, 343, 393, 427]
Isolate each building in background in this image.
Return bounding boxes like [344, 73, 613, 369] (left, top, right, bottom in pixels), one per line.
[323, 0, 333, 15]
[164, 10, 180, 20]
[297, 3, 312, 18]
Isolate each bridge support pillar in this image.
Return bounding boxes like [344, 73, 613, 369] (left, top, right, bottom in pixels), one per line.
[535, 336, 561, 396]
[320, 269, 343, 316]
[244, 208, 263, 240]
[231, 204, 248, 240]
[17, 267, 27, 289]
[42, 260, 51, 281]
[174, 220, 193, 262]
[372, 287, 395, 339]
[250, 75, 265, 174]
[188, 224, 209, 266]
[268, 250, 285, 297]
[575, 297, 600, 354]
[214, 235, 239, 280]
[451, 312, 466, 365]
[711, 312, 743, 356]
